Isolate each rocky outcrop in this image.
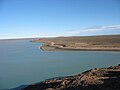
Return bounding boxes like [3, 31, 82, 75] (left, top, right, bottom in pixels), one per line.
[22, 64, 120, 90]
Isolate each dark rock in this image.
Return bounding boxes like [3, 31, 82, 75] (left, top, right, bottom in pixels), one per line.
[22, 65, 120, 90]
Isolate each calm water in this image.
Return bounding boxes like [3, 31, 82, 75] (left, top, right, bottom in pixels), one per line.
[0, 40, 120, 89]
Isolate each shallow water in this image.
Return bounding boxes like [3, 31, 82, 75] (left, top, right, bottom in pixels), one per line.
[0, 40, 120, 89]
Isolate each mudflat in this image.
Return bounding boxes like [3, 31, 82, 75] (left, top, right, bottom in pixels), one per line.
[32, 35, 120, 51]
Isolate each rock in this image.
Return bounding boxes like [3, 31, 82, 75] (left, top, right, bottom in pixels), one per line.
[118, 64, 120, 66]
[22, 65, 120, 90]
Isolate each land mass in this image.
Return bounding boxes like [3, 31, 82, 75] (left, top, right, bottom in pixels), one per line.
[32, 35, 120, 51]
[22, 64, 120, 90]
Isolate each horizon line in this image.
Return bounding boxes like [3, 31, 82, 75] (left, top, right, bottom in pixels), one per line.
[0, 34, 120, 40]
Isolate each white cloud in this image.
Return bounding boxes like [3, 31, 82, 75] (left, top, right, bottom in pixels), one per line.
[67, 25, 120, 35]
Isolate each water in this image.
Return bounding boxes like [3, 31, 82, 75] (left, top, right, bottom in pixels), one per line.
[0, 40, 120, 89]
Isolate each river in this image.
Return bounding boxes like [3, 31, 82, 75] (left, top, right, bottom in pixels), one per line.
[0, 40, 120, 89]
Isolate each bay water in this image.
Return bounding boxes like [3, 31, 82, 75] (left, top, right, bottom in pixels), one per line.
[0, 40, 120, 89]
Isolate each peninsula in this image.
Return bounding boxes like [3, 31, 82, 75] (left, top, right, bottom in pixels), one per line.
[32, 35, 120, 51]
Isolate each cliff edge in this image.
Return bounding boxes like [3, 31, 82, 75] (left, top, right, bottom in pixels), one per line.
[22, 64, 120, 90]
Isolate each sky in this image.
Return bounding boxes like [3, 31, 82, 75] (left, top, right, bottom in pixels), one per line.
[0, 0, 120, 39]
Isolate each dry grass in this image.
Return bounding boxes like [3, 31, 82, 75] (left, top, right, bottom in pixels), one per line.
[32, 35, 120, 51]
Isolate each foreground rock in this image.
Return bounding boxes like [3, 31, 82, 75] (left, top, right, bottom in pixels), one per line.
[22, 64, 120, 90]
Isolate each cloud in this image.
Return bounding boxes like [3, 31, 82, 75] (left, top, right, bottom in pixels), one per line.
[67, 25, 120, 35]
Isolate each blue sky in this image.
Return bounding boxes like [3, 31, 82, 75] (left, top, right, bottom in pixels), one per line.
[0, 0, 120, 39]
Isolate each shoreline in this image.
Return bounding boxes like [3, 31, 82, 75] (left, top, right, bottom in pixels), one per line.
[22, 64, 120, 90]
[32, 35, 120, 51]
[40, 42, 120, 51]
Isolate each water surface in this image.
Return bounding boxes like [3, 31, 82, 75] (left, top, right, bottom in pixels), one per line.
[0, 40, 120, 89]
